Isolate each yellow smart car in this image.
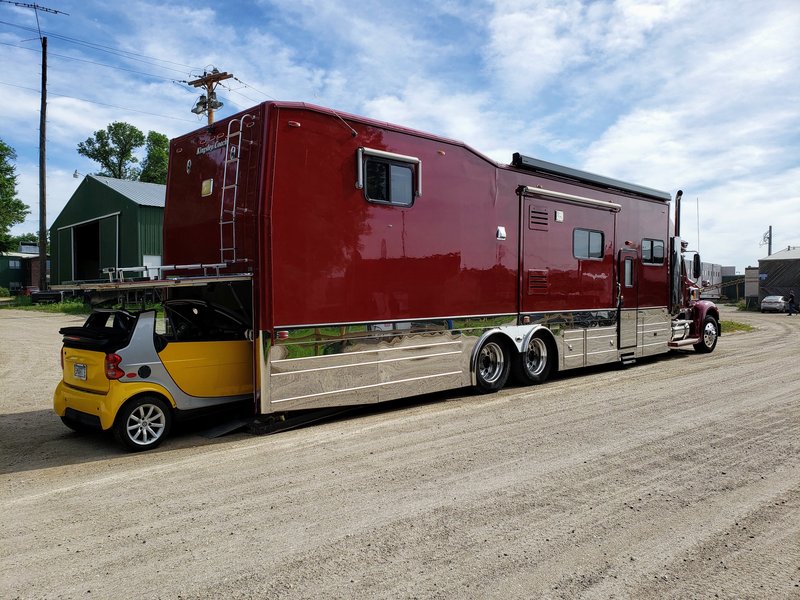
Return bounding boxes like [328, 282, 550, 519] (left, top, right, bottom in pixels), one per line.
[54, 300, 253, 451]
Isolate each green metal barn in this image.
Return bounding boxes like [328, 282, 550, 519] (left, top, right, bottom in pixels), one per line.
[50, 176, 165, 284]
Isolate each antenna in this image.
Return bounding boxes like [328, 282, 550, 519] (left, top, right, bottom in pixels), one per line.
[329, 107, 357, 137]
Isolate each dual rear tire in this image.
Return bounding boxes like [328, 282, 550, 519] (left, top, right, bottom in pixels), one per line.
[475, 332, 554, 393]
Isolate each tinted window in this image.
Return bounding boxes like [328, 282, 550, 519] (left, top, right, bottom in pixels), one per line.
[573, 229, 604, 260]
[643, 239, 665, 264]
[365, 158, 414, 206]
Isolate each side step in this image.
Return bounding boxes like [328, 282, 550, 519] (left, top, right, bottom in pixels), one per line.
[668, 337, 700, 348]
[620, 353, 636, 366]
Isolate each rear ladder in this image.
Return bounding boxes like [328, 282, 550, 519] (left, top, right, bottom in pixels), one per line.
[219, 113, 256, 264]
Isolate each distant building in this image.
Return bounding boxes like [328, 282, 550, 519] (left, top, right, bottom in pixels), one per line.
[0, 248, 48, 293]
[684, 258, 723, 299]
[50, 176, 165, 284]
[719, 266, 745, 301]
[758, 245, 800, 301]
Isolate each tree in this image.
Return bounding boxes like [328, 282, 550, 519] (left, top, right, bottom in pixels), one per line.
[139, 131, 169, 184]
[0, 139, 30, 253]
[77, 122, 146, 180]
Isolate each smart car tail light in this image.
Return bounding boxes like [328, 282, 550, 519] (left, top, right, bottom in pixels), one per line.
[105, 353, 125, 380]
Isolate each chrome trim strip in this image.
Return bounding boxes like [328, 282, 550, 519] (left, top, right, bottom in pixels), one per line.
[271, 340, 461, 362]
[271, 350, 463, 376]
[271, 371, 463, 404]
[275, 313, 515, 330]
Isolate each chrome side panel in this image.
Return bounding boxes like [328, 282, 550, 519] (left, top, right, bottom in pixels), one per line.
[257, 333, 271, 414]
[619, 308, 638, 349]
[636, 307, 671, 358]
[520, 310, 618, 372]
[257, 308, 673, 415]
[585, 326, 619, 366]
[262, 316, 516, 414]
[562, 329, 586, 369]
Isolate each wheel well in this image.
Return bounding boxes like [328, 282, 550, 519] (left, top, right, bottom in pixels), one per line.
[114, 391, 174, 426]
[702, 307, 721, 335]
[470, 332, 516, 382]
[470, 328, 560, 384]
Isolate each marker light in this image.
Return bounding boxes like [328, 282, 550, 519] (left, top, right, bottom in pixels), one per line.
[105, 353, 125, 380]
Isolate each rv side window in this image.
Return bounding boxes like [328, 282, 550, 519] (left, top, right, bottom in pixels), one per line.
[642, 239, 665, 264]
[573, 229, 604, 260]
[624, 257, 634, 287]
[365, 158, 414, 207]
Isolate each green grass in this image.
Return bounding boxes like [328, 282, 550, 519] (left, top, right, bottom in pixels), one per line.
[721, 320, 755, 333]
[0, 296, 92, 315]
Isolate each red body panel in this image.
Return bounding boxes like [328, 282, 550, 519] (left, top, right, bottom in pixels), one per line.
[164, 102, 674, 333]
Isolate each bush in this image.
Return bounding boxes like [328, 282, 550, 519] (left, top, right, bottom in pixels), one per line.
[0, 286, 9, 298]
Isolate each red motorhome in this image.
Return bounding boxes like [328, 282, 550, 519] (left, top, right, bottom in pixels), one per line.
[156, 100, 718, 417]
[56, 100, 719, 443]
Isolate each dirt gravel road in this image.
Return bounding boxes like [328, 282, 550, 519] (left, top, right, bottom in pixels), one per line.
[1, 306, 798, 599]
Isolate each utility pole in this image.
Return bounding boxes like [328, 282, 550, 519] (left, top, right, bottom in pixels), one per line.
[768, 225, 772, 256]
[38, 34, 47, 290]
[188, 68, 232, 125]
[2, 1, 68, 290]
[760, 226, 772, 256]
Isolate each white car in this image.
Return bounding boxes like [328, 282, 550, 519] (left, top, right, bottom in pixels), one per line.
[760, 295, 787, 313]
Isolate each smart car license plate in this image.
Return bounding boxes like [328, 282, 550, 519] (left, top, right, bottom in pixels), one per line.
[73, 363, 87, 380]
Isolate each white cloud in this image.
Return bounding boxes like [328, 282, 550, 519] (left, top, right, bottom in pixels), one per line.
[2, 0, 798, 274]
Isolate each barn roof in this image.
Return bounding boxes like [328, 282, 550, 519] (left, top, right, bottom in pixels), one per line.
[90, 175, 166, 207]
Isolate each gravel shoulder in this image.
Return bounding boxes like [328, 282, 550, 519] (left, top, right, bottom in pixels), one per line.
[1, 306, 798, 599]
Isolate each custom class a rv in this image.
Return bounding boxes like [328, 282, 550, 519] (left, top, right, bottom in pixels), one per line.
[54, 101, 719, 450]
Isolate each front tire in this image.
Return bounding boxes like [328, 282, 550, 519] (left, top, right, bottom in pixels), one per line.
[512, 332, 554, 385]
[475, 339, 510, 393]
[114, 396, 172, 452]
[694, 316, 718, 354]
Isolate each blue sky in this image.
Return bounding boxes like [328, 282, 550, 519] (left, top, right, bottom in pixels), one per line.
[1, 0, 798, 272]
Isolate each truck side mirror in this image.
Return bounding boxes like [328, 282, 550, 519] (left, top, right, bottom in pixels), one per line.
[692, 254, 701, 279]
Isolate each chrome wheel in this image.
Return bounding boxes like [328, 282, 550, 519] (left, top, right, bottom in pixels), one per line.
[694, 316, 718, 354]
[703, 322, 717, 347]
[525, 336, 548, 378]
[475, 339, 510, 392]
[512, 331, 554, 385]
[479, 342, 505, 384]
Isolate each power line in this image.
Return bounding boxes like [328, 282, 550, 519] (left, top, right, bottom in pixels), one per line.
[0, 40, 188, 82]
[0, 18, 202, 74]
[232, 76, 275, 100]
[0, 80, 197, 122]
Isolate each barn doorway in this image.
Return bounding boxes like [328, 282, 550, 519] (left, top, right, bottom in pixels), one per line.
[73, 220, 100, 280]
